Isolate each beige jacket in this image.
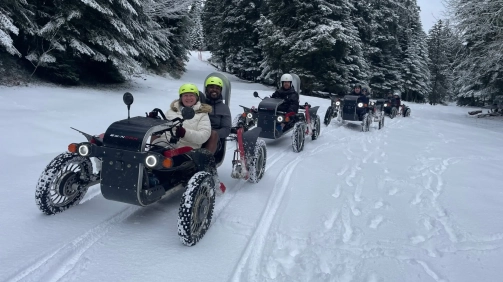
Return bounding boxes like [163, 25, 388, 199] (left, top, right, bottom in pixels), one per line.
[153, 100, 212, 149]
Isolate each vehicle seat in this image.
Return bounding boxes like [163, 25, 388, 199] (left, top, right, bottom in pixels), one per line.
[199, 91, 207, 104]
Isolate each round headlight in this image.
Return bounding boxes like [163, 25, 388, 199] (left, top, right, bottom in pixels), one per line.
[335, 101, 341, 106]
[357, 103, 363, 107]
[145, 155, 158, 167]
[384, 103, 388, 107]
[277, 116, 284, 122]
[247, 113, 253, 119]
[78, 144, 90, 156]
[370, 102, 375, 105]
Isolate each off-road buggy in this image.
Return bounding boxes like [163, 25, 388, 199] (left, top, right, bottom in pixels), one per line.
[325, 94, 385, 131]
[34, 73, 266, 247]
[233, 74, 321, 152]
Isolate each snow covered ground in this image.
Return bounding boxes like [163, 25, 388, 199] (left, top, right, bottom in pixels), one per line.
[1, 52, 503, 282]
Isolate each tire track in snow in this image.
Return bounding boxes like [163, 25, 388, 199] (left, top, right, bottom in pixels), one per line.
[6, 206, 139, 282]
[229, 137, 341, 281]
[212, 146, 291, 221]
[229, 156, 303, 282]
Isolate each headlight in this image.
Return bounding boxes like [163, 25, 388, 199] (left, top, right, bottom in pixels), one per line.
[78, 144, 90, 156]
[277, 116, 284, 122]
[370, 102, 375, 105]
[145, 155, 158, 167]
[357, 103, 363, 108]
[335, 101, 341, 106]
[247, 113, 253, 119]
[384, 103, 388, 107]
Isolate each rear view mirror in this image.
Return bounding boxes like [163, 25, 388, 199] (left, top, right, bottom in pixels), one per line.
[123, 92, 134, 106]
[253, 91, 259, 97]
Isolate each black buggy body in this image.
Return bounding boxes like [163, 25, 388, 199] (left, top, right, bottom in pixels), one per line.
[236, 73, 321, 152]
[325, 93, 385, 131]
[92, 116, 213, 206]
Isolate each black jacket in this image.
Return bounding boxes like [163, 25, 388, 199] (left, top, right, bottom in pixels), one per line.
[271, 86, 300, 113]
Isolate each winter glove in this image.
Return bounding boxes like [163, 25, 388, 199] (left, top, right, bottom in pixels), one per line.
[148, 111, 158, 118]
[176, 126, 186, 138]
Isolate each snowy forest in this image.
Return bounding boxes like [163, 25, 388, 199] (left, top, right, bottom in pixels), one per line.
[1, 0, 502, 105]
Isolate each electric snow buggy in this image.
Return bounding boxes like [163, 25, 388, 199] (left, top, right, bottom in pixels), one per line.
[34, 74, 266, 247]
[323, 94, 343, 126]
[334, 95, 385, 131]
[236, 74, 321, 152]
[383, 97, 411, 118]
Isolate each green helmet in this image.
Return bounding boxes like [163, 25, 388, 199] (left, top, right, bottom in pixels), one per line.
[205, 76, 223, 88]
[179, 83, 199, 96]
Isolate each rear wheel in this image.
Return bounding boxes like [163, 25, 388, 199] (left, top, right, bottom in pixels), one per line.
[323, 106, 334, 126]
[35, 152, 94, 215]
[312, 115, 321, 140]
[404, 108, 411, 117]
[246, 139, 267, 183]
[292, 122, 306, 153]
[178, 171, 215, 246]
[390, 107, 398, 119]
[378, 115, 385, 129]
[362, 114, 371, 132]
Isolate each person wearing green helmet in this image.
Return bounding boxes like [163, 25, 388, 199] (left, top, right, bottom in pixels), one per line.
[152, 83, 212, 150]
[201, 76, 232, 154]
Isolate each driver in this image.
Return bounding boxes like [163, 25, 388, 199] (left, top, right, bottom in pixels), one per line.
[271, 74, 300, 132]
[152, 83, 212, 150]
[201, 76, 232, 154]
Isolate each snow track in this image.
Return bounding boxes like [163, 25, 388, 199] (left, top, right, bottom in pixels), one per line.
[6, 207, 139, 282]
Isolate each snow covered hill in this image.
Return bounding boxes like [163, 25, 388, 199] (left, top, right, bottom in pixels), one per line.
[1, 52, 503, 282]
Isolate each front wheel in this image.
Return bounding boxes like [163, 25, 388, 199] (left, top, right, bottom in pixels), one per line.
[378, 115, 385, 129]
[323, 106, 334, 126]
[292, 122, 306, 153]
[246, 139, 267, 183]
[362, 113, 371, 132]
[404, 108, 411, 117]
[178, 171, 215, 246]
[35, 152, 94, 215]
[312, 115, 321, 140]
[390, 107, 398, 119]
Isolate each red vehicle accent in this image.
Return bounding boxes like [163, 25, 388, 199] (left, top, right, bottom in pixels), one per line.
[163, 146, 193, 158]
[304, 105, 311, 134]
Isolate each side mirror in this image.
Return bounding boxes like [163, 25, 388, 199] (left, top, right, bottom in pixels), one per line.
[253, 91, 259, 97]
[123, 92, 134, 106]
[181, 107, 195, 120]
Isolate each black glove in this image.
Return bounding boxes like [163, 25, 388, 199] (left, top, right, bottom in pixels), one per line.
[148, 111, 158, 118]
[176, 126, 186, 138]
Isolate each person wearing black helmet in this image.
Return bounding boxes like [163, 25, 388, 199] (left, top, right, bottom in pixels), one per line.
[350, 84, 362, 96]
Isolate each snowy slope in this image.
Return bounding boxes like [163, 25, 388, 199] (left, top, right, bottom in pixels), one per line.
[1, 52, 503, 282]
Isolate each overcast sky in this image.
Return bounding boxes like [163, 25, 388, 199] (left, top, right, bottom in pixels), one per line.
[416, 0, 447, 32]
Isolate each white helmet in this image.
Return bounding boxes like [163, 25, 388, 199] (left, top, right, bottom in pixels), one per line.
[280, 74, 293, 82]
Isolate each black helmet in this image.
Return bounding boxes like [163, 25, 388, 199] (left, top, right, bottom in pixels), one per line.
[362, 87, 368, 92]
[354, 84, 362, 89]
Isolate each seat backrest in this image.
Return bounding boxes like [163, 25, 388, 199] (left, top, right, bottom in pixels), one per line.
[198, 91, 207, 104]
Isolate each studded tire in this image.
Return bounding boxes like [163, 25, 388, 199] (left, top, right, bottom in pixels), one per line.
[178, 171, 215, 246]
[35, 152, 93, 215]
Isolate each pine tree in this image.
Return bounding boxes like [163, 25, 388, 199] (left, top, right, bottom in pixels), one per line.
[201, 0, 225, 68]
[447, 0, 503, 100]
[427, 20, 450, 104]
[0, 0, 36, 57]
[258, 0, 368, 93]
[188, 0, 204, 50]
[365, 0, 403, 97]
[396, 0, 430, 102]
